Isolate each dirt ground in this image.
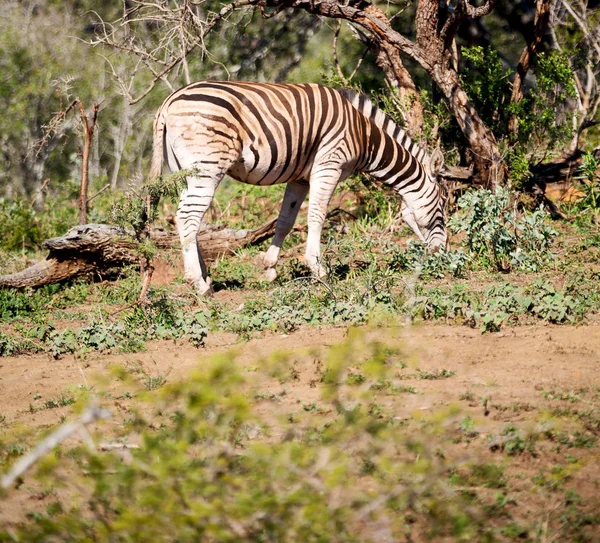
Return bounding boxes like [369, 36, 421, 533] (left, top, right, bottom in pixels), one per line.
[1, 311, 600, 538]
[2, 319, 599, 428]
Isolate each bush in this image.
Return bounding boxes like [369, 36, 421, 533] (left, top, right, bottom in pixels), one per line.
[448, 187, 556, 272]
[0, 197, 77, 253]
[574, 152, 600, 218]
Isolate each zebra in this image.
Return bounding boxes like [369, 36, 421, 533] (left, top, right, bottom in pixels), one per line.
[150, 81, 447, 295]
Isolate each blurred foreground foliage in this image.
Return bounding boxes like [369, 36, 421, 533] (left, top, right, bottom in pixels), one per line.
[1, 327, 599, 541]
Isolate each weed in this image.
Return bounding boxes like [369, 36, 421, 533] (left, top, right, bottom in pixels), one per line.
[370, 379, 417, 395]
[460, 391, 476, 402]
[29, 395, 76, 413]
[43, 395, 76, 410]
[500, 522, 529, 539]
[448, 187, 556, 272]
[449, 463, 507, 488]
[543, 389, 581, 403]
[459, 416, 479, 438]
[556, 431, 596, 449]
[302, 402, 324, 414]
[416, 368, 456, 380]
[346, 371, 366, 385]
[129, 361, 172, 391]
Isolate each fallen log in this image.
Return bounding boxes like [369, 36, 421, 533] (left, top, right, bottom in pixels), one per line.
[0, 220, 277, 289]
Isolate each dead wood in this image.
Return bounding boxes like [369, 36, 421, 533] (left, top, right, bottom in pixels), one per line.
[530, 150, 589, 185]
[0, 219, 277, 289]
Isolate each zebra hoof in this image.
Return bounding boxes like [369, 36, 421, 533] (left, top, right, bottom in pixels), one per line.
[259, 251, 278, 270]
[310, 266, 327, 280]
[194, 277, 214, 297]
[263, 268, 278, 283]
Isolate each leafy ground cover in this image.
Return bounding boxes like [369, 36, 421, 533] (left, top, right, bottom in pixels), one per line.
[1, 186, 598, 356]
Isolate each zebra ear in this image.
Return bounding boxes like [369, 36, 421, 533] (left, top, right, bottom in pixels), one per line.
[427, 147, 445, 178]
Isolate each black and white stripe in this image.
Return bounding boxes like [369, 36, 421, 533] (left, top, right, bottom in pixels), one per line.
[151, 81, 447, 294]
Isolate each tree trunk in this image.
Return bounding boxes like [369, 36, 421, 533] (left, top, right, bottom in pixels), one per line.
[432, 66, 504, 186]
[0, 220, 278, 289]
[369, 41, 425, 138]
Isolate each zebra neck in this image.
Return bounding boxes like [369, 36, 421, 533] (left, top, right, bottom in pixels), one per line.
[364, 126, 425, 192]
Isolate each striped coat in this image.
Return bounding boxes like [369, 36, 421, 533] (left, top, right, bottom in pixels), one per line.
[151, 81, 447, 294]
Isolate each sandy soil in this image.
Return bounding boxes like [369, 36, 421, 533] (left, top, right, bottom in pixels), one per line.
[2, 322, 599, 427]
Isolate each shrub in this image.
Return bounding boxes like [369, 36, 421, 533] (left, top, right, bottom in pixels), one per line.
[574, 151, 600, 218]
[448, 187, 556, 271]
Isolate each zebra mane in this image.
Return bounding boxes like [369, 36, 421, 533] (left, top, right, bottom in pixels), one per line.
[338, 88, 430, 166]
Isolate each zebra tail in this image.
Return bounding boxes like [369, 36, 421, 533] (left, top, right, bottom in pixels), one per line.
[150, 108, 167, 181]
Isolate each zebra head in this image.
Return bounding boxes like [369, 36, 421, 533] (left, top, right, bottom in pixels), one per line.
[399, 148, 448, 252]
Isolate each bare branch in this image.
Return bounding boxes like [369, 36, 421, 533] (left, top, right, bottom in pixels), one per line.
[560, 0, 600, 57]
[333, 21, 349, 84]
[1, 402, 111, 490]
[93, 0, 257, 104]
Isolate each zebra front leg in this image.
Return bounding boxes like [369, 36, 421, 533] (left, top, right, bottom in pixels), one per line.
[176, 180, 219, 295]
[305, 171, 341, 278]
[262, 180, 310, 281]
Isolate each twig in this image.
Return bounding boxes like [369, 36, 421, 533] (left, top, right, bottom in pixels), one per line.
[333, 21, 348, 84]
[99, 443, 140, 451]
[87, 183, 110, 204]
[1, 402, 111, 489]
[108, 300, 143, 318]
[326, 207, 358, 221]
[79, 366, 89, 389]
[29, 179, 50, 206]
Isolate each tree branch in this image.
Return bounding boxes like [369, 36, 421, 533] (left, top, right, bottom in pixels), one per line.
[1, 402, 111, 489]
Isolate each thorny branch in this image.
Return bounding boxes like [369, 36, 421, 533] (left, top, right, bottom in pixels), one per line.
[550, 0, 600, 151]
[92, 0, 256, 104]
[32, 99, 78, 158]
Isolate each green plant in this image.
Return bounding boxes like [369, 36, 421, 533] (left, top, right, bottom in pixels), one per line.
[574, 151, 600, 217]
[461, 46, 511, 134]
[528, 280, 581, 323]
[489, 424, 536, 456]
[416, 369, 456, 380]
[448, 187, 556, 272]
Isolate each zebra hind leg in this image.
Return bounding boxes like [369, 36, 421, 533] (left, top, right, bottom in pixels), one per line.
[262, 180, 310, 281]
[176, 174, 221, 295]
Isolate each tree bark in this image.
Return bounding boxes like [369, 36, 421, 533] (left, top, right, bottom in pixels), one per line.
[77, 102, 99, 225]
[0, 220, 278, 289]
